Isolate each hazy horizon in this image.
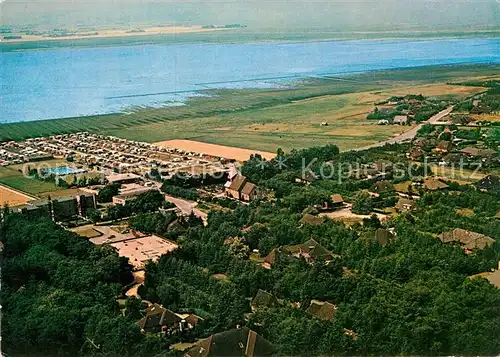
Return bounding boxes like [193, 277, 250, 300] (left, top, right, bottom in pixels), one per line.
[1, 0, 499, 31]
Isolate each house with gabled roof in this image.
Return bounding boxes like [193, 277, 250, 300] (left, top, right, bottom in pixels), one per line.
[306, 300, 338, 321]
[184, 326, 275, 357]
[299, 213, 325, 226]
[137, 303, 203, 334]
[225, 174, 258, 201]
[372, 228, 395, 247]
[137, 303, 182, 334]
[476, 175, 500, 193]
[423, 178, 449, 191]
[263, 238, 340, 268]
[371, 180, 395, 196]
[438, 228, 495, 253]
[395, 197, 415, 212]
[295, 171, 318, 185]
[251, 289, 279, 311]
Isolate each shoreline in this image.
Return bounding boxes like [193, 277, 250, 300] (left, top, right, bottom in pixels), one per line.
[0, 61, 498, 125]
[0, 62, 500, 134]
[1, 29, 499, 53]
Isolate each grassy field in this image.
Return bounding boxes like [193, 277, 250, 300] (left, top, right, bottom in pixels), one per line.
[0, 64, 498, 153]
[0, 159, 78, 196]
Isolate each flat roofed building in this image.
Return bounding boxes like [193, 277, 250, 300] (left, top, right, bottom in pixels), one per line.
[106, 173, 141, 185]
[110, 235, 178, 269]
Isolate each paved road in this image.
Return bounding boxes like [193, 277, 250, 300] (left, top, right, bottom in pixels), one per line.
[352, 106, 454, 152]
[164, 194, 208, 223]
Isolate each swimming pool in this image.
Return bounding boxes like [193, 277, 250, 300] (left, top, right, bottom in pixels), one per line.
[41, 167, 87, 176]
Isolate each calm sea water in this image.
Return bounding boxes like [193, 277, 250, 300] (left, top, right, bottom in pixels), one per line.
[1, 38, 499, 123]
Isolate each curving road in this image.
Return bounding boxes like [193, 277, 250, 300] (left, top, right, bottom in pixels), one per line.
[352, 106, 454, 152]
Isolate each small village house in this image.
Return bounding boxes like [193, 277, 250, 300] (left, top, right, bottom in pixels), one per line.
[306, 300, 338, 321]
[438, 228, 495, 253]
[184, 326, 275, 357]
[393, 115, 408, 125]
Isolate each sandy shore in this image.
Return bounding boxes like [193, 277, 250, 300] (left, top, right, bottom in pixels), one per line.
[1, 26, 228, 43]
[154, 139, 275, 162]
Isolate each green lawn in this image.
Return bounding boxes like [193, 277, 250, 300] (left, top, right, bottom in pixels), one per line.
[0, 159, 71, 196]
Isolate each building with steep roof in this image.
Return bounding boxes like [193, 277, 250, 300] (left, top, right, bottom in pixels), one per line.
[137, 303, 182, 333]
[251, 289, 279, 311]
[423, 178, 449, 191]
[438, 228, 495, 252]
[263, 238, 340, 268]
[225, 174, 258, 201]
[306, 300, 338, 321]
[184, 326, 275, 357]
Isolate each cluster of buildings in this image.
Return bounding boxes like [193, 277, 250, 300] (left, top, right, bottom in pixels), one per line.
[0, 133, 228, 178]
[0, 140, 53, 166]
[11, 191, 97, 221]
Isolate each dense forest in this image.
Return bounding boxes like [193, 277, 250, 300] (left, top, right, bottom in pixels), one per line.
[2, 141, 500, 356]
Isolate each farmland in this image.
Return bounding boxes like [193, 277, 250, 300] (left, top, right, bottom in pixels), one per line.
[0, 64, 498, 153]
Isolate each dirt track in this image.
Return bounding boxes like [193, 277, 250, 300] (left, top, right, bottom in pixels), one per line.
[0, 184, 35, 207]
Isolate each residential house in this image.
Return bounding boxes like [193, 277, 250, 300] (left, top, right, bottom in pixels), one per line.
[476, 175, 500, 193]
[263, 238, 340, 268]
[423, 178, 449, 191]
[184, 326, 276, 357]
[295, 171, 319, 185]
[299, 213, 326, 226]
[442, 153, 462, 165]
[251, 289, 279, 311]
[137, 303, 182, 334]
[137, 303, 203, 335]
[393, 115, 408, 125]
[330, 194, 345, 209]
[241, 182, 258, 201]
[306, 300, 338, 321]
[461, 147, 497, 159]
[408, 146, 424, 161]
[438, 228, 495, 252]
[435, 140, 452, 154]
[395, 197, 415, 212]
[371, 180, 395, 196]
[470, 262, 500, 289]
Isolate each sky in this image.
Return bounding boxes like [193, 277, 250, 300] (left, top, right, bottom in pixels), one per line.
[1, 0, 499, 30]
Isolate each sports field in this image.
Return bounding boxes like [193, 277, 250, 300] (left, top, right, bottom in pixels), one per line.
[0, 184, 35, 207]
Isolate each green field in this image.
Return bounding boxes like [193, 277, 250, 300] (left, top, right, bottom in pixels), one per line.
[1, 64, 498, 153]
[0, 159, 75, 196]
